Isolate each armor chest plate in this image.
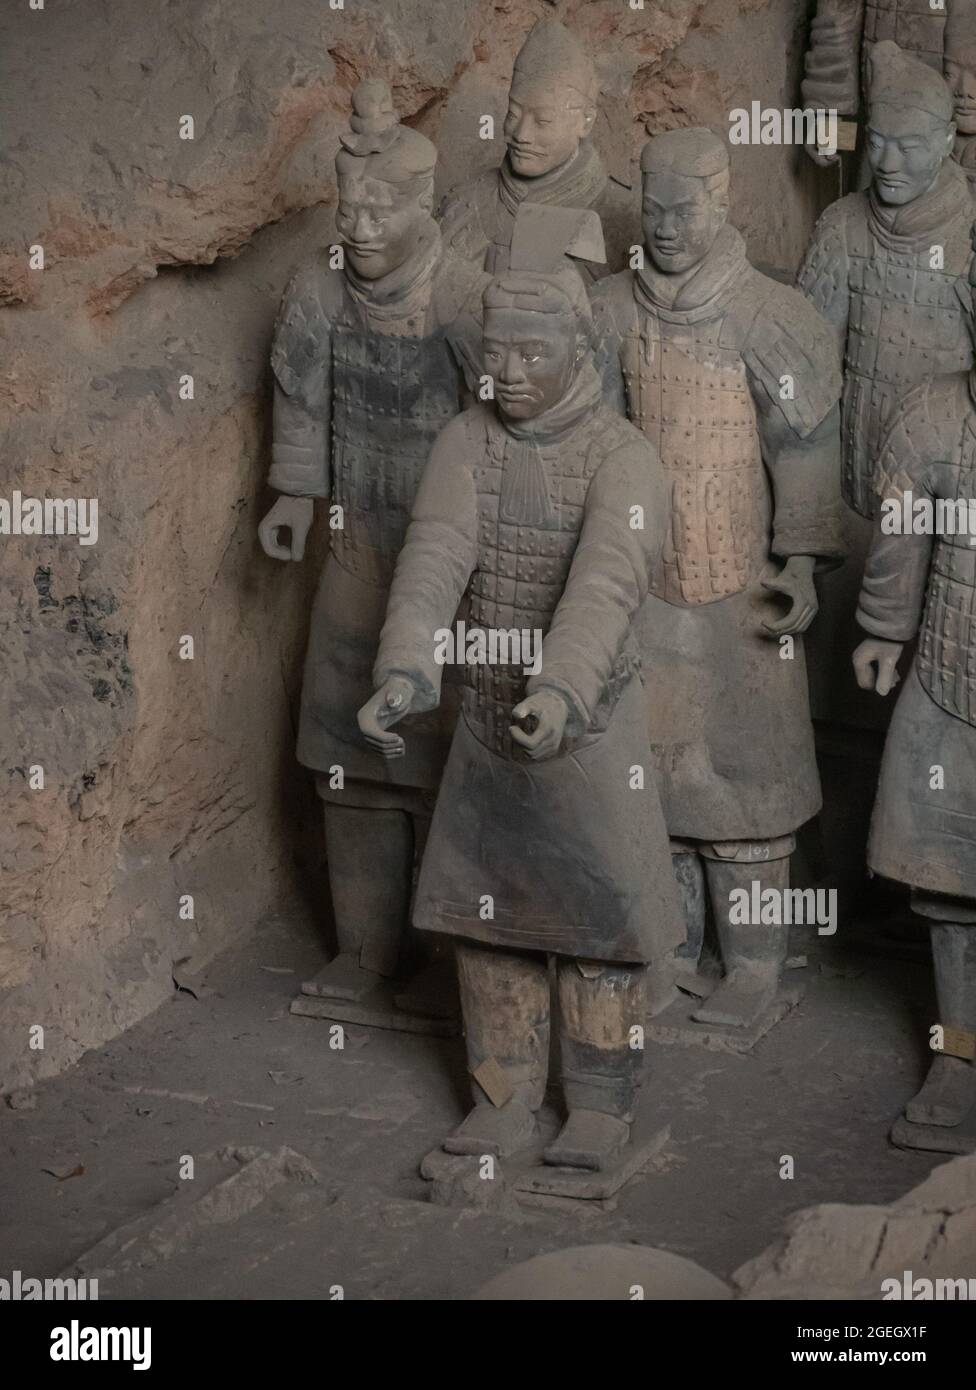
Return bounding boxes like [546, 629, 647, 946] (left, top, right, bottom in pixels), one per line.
[464, 416, 613, 756]
[330, 320, 460, 582]
[842, 244, 972, 515]
[619, 313, 770, 605]
[863, 1, 946, 68]
[918, 426, 976, 727]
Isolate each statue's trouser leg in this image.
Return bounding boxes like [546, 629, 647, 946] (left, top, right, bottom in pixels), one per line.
[670, 843, 706, 964]
[905, 891, 976, 1128]
[543, 959, 647, 1171]
[692, 838, 794, 1029]
[323, 803, 414, 978]
[442, 940, 548, 1158]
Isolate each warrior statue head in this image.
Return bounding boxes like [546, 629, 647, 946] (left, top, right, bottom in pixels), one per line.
[334, 78, 437, 280]
[639, 128, 730, 276]
[945, 1, 976, 140]
[866, 41, 956, 206]
[503, 18, 599, 179]
[482, 205, 604, 421]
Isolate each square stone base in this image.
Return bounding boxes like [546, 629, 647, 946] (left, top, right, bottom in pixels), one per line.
[291, 958, 459, 1037]
[890, 1110, 976, 1157]
[645, 985, 804, 1055]
[420, 1105, 669, 1210]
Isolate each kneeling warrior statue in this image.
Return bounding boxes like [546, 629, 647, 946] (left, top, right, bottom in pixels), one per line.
[359, 207, 682, 1171]
[593, 129, 844, 1032]
[853, 242, 976, 1150]
[259, 81, 485, 1023]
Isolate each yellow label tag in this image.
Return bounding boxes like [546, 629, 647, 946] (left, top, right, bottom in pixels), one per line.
[821, 119, 858, 152]
[472, 1057, 514, 1109]
[942, 1026, 976, 1061]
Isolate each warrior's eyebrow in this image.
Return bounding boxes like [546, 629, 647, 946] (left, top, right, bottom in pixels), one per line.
[643, 197, 699, 210]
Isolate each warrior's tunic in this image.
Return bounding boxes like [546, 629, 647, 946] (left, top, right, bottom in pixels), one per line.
[438, 145, 633, 279]
[857, 372, 976, 901]
[592, 226, 844, 842]
[374, 368, 683, 964]
[270, 232, 486, 797]
[798, 160, 973, 519]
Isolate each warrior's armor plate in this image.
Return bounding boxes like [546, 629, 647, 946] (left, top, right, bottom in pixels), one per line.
[464, 409, 639, 754]
[616, 315, 769, 606]
[863, 0, 946, 69]
[798, 174, 974, 518]
[595, 254, 840, 605]
[328, 320, 460, 585]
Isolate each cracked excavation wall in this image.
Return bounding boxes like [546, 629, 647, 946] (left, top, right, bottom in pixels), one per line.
[0, 0, 824, 1090]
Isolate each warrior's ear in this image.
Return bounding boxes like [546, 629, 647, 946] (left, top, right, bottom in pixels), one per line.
[579, 103, 597, 140]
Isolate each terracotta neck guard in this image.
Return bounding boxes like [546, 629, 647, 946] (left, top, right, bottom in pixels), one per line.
[343, 218, 442, 322]
[868, 159, 971, 249]
[497, 141, 607, 219]
[634, 223, 747, 321]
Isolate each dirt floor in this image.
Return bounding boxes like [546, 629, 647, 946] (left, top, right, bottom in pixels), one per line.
[0, 905, 945, 1300]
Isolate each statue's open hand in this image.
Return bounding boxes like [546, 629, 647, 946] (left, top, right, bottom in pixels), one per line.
[853, 638, 903, 697]
[258, 496, 314, 561]
[761, 556, 819, 636]
[510, 689, 569, 761]
[357, 676, 418, 759]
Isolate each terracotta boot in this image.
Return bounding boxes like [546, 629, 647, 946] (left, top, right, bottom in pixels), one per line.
[693, 853, 790, 1029]
[546, 959, 646, 1171]
[444, 942, 548, 1158]
[906, 920, 976, 1128]
[317, 804, 413, 1001]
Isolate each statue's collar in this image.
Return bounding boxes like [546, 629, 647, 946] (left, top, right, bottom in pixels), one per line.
[633, 223, 747, 322]
[343, 219, 441, 317]
[868, 160, 971, 248]
[497, 141, 607, 218]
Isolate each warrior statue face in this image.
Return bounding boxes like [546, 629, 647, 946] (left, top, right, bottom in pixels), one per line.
[336, 175, 432, 280]
[641, 170, 727, 275]
[866, 103, 956, 204]
[483, 306, 581, 420]
[946, 54, 976, 137]
[503, 76, 596, 178]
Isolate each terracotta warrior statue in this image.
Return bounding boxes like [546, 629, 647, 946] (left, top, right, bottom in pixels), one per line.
[438, 17, 631, 278]
[799, 41, 972, 520]
[358, 208, 682, 1172]
[946, 0, 976, 195]
[592, 129, 844, 1031]
[853, 243, 976, 1144]
[801, 0, 948, 170]
[258, 81, 485, 1019]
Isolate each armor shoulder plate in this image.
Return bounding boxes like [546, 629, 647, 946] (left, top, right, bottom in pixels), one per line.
[738, 276, 843, 438]
[270, 260, 334, 399]
[796, 194, 860, 312]
[589, 270, 636, 342]
[437, 170, 497, 256]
